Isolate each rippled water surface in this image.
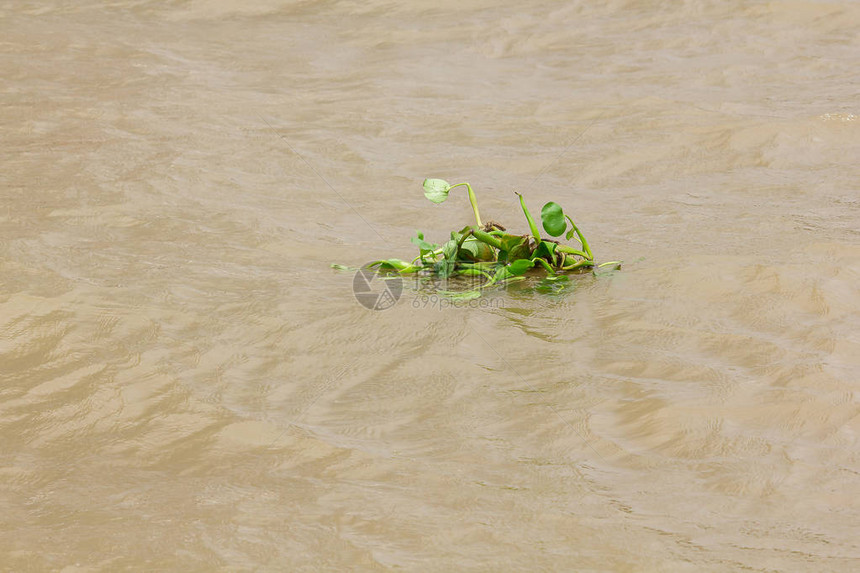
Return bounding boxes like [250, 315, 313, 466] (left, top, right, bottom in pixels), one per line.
[2, 1, 859, 570]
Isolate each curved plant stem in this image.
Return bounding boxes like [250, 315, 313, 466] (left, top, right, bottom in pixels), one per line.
[495, 275, 527, 287]
[561, 258, 594, 271]
[455, 228, 474, 251]
[534, 257, 556, 275]
[556, 244, 590, 259]
[411, 247, 444, 265]
[597, 261, 622, 269]
[449, 183, 482, 227]
[454, 269, 494, 281]
[565, 215, 592, 260]
[515, 192, 542, 246]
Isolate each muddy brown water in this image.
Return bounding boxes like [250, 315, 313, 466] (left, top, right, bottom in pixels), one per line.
[2, 1, 859, 571]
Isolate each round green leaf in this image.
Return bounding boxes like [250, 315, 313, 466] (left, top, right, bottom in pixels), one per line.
[541, 202, 568, 237]
[423, 178, 451, 203]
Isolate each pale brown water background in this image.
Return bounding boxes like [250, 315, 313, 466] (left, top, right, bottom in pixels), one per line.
[2, 1, 859, 571]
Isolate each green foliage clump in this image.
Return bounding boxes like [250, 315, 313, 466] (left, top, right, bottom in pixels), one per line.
[343, 179, 619, 298]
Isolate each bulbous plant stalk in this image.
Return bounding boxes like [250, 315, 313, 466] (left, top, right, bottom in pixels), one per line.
[515, 192, 542, 246]
[470, 229, 502, 250]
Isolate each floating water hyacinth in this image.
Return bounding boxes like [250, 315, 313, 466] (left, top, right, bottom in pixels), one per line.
[335, 179, 620, 299]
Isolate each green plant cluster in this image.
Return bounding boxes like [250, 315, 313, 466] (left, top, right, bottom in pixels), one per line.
[340, 179, 619, 299]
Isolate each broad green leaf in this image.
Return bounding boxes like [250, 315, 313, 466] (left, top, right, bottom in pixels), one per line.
[442, 238, 459, 259]
[498, 234, 531, 262]
[434, 238, 459, 278]
[458, 238, 495, 262]
[541, 202, 567, 237]
[508, 241, 532, 262]
[423, 178, 451, 203]
[410, 231, 438, 255]
[533, 240, 557, 263]
[498, 234, 526, 253]
[493, 258, 535, 282]
[508, 258, 536, 276]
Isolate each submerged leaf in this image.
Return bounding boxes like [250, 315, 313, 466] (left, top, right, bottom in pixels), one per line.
[493, 258, 535, 283]
[423, 178, 451, 203]
[437, 289, 484, 301]
[543, 274, 570, 283]
[592, 261, 621, 277]
[366, 259, 419, 273]
[455, 268, 493, 279]
[535, 274, 572, 294]
[507, 258, 536, 275]
[541, 202, 567, 237]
